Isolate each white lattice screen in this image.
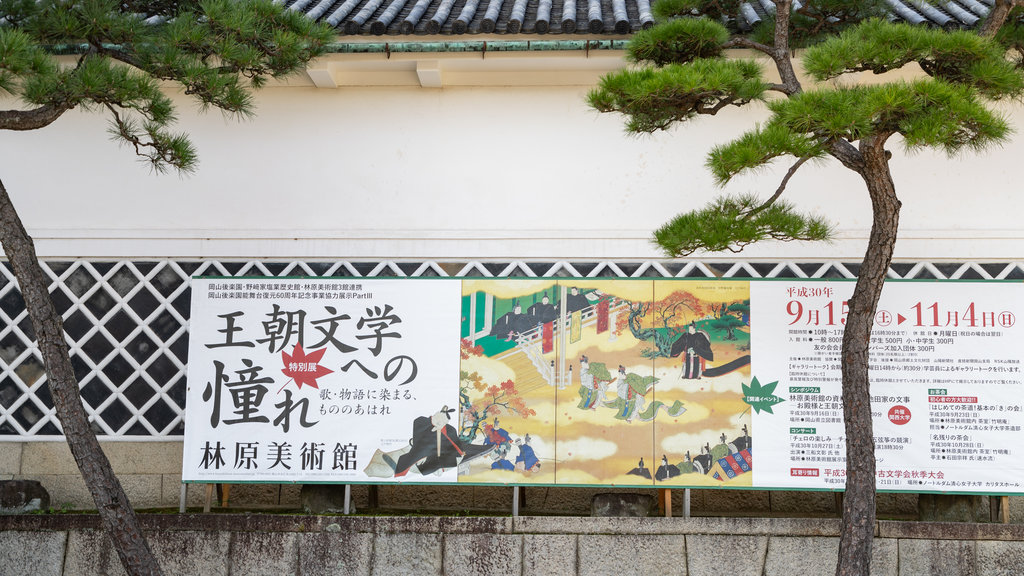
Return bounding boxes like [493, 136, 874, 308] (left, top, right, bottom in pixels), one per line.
[1, 259, 1022, 438]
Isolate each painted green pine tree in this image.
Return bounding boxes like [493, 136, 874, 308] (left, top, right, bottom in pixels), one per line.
[0, 2, 334, 574]
[589, 2, 1024, 575]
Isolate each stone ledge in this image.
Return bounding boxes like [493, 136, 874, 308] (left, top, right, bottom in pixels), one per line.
[513, 515, 842, 536]
[0, 513, 516, 534]
[8, 514, 1018, 540]
[4, 514, 1024, 541]
[878, 520, 1024, 541]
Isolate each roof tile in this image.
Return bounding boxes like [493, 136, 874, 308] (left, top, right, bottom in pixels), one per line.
[288, 0, 992, 36]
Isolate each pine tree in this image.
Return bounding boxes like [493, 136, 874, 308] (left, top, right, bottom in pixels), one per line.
[589, 2, 1024, 574]
[0, 2, 333, 574]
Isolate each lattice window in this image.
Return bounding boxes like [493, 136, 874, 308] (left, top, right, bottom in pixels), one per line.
[2, 259, 1023, 438]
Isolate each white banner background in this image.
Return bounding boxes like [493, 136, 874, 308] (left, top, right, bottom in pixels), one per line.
[183, 278, 461, 482]
[751, 281, 1024, 493]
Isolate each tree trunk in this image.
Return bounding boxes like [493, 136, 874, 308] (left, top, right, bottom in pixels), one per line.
[835, 137, 900, 576]
[0, 179, 163, 576]
[980, 0, 1023, 38]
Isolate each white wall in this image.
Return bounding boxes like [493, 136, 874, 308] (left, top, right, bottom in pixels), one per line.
[1, 52, 1021, 261]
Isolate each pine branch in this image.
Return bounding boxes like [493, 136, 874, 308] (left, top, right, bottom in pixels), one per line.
[769, 80, 1011, 155]
[653, 193, 832, 257]
[722, 35, 796, 95]
[103, 103, 197, 172]
[628, 18, 729, 67]
[803, 19, 1024, 99]
[0, 103, 72, 130]
[706, 122, 824, 185]
[722, 36, 773, 56]
[824, 138, 864, 173]
[742, 155, 810, 219]
[588, 58, 767, 133]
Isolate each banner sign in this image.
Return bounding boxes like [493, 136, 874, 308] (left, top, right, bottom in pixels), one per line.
[183, 278, 1024, 494]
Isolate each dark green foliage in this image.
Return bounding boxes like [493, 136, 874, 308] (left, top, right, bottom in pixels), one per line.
[590, 4, 1022, 257]
[706, 123, 825, 184]
[653, 194, 832, 256]
[0, 24, 55, 92]
[791, 0, 886, 34]
[653, 0, 742, 23]
[767, 80, 1010, 154]
[711, 77, 1010, 188]
[588, 58, 766, 132]
[751, 0, 887, 47]
[804, 19, 1024, 99]
[627, 18, 728, 66]
[0, 0, 334, 171]
[117, 1, 204, 19]
[652, 0, 883, 42]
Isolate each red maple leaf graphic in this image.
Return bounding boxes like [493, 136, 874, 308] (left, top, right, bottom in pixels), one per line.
[281, 344, 334, 391]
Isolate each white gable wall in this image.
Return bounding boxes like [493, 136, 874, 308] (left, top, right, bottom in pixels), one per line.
[1, 49, 1020, 261]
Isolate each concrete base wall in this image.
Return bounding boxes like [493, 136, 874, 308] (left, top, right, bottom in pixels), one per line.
[1, 515, 1023, 576]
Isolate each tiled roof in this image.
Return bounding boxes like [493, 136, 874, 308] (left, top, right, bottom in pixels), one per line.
[283, 0, 995, 36]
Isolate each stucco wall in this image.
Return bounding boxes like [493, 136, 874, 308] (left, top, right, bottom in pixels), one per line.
[1, 52, 1021, 261]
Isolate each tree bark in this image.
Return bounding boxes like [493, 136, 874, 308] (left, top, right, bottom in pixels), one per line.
[0, 178, 163, 576]
[980, 0, 1023, 38]
[0, 104, 72, 131]
[770, 0, 802, 94]
[835, 136, 900, 576]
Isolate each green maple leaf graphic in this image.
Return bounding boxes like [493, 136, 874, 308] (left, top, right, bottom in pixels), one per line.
[742, 376, 784, 415]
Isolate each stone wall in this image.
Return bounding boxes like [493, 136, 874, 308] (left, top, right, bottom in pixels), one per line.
[1, 515, 1023, 575]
